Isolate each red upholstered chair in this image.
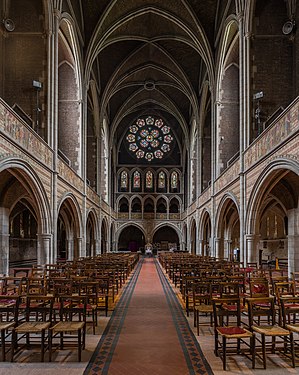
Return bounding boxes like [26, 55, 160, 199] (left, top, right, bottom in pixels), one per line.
[212, 297, 255, 370]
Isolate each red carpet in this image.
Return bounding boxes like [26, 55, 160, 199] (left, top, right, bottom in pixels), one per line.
[85, 258, 213, 375]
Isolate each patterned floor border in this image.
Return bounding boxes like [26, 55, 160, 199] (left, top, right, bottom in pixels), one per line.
[155, 258, 214, 375]
[83, 258, 143, 375]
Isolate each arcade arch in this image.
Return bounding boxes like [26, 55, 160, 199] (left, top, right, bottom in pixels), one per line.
[199, 210, 212, 256]
[0, 163, 51, 274]
[117, 224, 145, 252]
[215, 195, 240, 261]
[57, 195, 82, 261]
[246, 162, 299, 273]
[189, 218, 197, 255]
[101, 218, 109, 254]
[86, 210, 98, 257]
[153, 225, 180, 252]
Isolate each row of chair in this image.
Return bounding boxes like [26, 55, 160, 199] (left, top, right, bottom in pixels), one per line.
[0, 253, 139, 362]
[159, 252, 299, 370]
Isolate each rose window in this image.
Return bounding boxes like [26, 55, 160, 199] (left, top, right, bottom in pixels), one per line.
[126, 116, 174, 161]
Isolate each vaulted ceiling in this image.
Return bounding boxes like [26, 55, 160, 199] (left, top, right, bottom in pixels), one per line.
[63, 0, 235, 163]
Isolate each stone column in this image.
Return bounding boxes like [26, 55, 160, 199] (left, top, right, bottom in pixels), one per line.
[214, 237, 221, 258]
[245, 234, 259, 264]
[198, 239, 204, 255]
[77, 237, 83, 258]
[224, 239, 232, 260]
[93, 239, 99, 255]
[0, 207, 10, 275]
[36, 233, 51, 265]
[67, 239, 73, 261]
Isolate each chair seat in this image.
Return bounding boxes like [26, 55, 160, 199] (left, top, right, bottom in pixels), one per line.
[16, 321, 51, 333]
[223, 303, 247, 312]
[252, 325, 290, 336]
[195, 304, 213, 313]
[51, 321, 85, 332]
[19, 302, 43, 309]
[286, 323, 299, 333]
[284, 303, 299, 309]
[0, 322, 14, 330]
[53, 301, 71, 309]
[217, 326, 252, 338]
[0, 300, 17, 308]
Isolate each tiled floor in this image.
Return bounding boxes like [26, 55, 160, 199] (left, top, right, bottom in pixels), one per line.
[1, 259, 299, 374]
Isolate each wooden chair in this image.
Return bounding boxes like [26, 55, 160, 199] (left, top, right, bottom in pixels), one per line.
[0, 295, 19, 361]
[95, 276, 110, 316]
[291, 272, 299, 295]
[247, 296, 295, 369]
[11, 295, 54, 362]
[79, 281, 99, 334]
[212, 297, 255, 370]
[275, 282, 296, 324]
[193, 283, 213, 335]
[49, 295, 87, 362]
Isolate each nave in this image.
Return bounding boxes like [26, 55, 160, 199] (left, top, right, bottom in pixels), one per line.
[2, 255, 299, 374]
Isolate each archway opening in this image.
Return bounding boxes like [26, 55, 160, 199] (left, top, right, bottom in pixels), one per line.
[101, 220, 108, 254]
[57, 215, 67, 261]
[153, 226, 179, 252]
[190, 220, 197, 255]
[251, 169, 299, 271]
[9, 200, 38, 267]
[202, 213, 211, 256]
[118, 226, 145, 252]
[86, 213, 96, 257]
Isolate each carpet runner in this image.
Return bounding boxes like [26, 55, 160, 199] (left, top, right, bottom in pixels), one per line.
[84, 258, 213, 375]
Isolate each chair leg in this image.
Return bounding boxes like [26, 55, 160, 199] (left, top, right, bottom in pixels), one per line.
[49, 330, 52, 362]
[1, 329, 5, 361]
[41, 330, 45, 362]
[60, 332, 63, 349]
[290, 333, 295, 368]
[271, 336, 275, 354]
[222, 336, 227, 371]
[251, 334, 256, 369]
[78, 329, 81, 362]
[83, 326, 86, 350]
[11, 330, 16, 362]
[214, 332, 219, 356]
[262, 334, 266, 369]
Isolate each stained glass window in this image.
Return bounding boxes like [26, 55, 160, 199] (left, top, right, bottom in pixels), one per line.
[158, 171, 166, 189]
[120, 171, 128, 189]
[125, 116, 174, 161]
[146, 171, 153, 189]
[171, 171, 178, 189]
[133, 170, 141, 188]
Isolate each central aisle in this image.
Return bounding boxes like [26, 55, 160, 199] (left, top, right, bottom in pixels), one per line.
[85, 258, 212, 375]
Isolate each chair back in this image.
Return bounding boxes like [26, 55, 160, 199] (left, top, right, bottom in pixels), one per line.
[249, 279, 270, 297]
[280, 296, 299, 327]
[0, 295, 20, 323]
[246, 296, 276, 327]
[212, 297, 241, 329]
[24, 295, 54, 322]
[58, 295, 88, 322]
